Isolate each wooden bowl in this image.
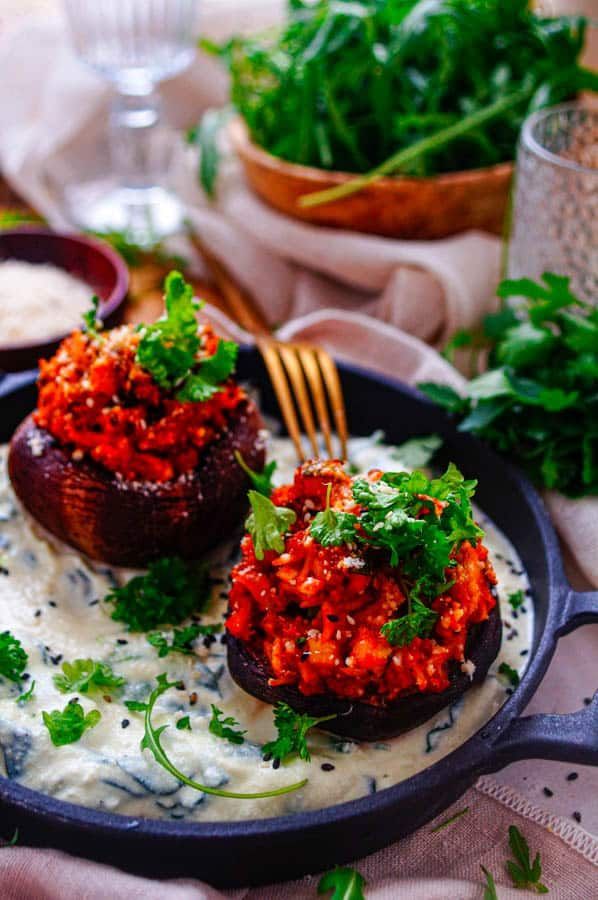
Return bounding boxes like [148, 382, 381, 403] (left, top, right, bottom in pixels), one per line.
[230, 118, 513, 239]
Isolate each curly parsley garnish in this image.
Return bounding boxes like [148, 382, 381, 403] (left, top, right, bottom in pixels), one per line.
[106, 557, 210, 632]
[235, 451, 277, 497]
[135, 270, 238, 401]
[318, 866, 366, 900]
[310, 483, 358, 548]
[246, 491, 297, 560]
[262, 702, 336, 764]
[0, 631, 28, 684]
[82, 295, 103, 340]
[147, 622, 221, 658]
[208, 704, 246, 745]
[506, 825, 548, 893]
[136, 675, 306, 799]
[53, 658, 125, 696]
[42, 699, 101, 747]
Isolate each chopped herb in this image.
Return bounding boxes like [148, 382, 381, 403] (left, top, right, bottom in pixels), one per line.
[140, 674, 306, 799]
[430, 806, 469, 833]
[245, 491, 297, 560]
[393, 434, 443, 469]
[506, 825, 549, 893]
[234, 450, 277, 496]
[53, 658, 125, 696]
[0, 631, 28, 684]
[124, 699, 148, 713]
[481, 865, 499, 900]
[106, 557, 210, 632]
[310, 483, 358, 547]
[176, 715, 192, 731]
[498, 662, 520, 688]
[147, 622, 221, 657]
[507, 590, 525, 611]
[42, 700, 101, 747]
[82, 295, 103, 340]
[209, 704, 246, 744]
[262, 702, 336, 764]
[136, 271, 238, 402]
[381, 596, 439, 647]
[318, 865, 366, 900]
[420, 273, 598, 497]
[17, 680, 36, 704]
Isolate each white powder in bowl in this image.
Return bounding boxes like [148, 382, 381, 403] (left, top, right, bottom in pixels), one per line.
[0, 260, 94, 345]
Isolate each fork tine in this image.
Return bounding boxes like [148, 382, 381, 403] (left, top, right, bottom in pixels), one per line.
[298, 347, 335, 458]
[316, 349, 348, 461]
[258, 338, 307, 462]
[277, 344, 320, 458]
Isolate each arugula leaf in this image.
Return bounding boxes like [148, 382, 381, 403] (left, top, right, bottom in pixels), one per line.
[506, 825, 549, 893]
[209, 704, 246, 745]
[381, 596, 439, 647]
[147, 622, 221, 658]
[53, 658, 125, 696]
[0, 631, 27, 684]
[318, 866, 366, 900]
[82, 295, 103, 340]
[310, 483, 358, 547]
[107, 557, 210, 632]
[176, 715, 192, 731]
[498, 662, 520, 688]
[235, 450, 277, 496]
[507, 590, 525, 611]
[262, 702, 336, 764]
[42, 700, 101, 747]
[245, 491, 297, 560]
[176, 339, 238, 402]
[140, 674, 306, 799]
[392, 434, 443, 469]
[481, 865, 499, 900]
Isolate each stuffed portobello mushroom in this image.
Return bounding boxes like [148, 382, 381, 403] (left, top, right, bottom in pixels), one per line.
[9, 272, 265, 567]
[227, 459, 501, 741]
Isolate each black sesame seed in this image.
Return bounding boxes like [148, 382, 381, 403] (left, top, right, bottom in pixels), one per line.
[121, 719, 130, 729]
[567, 772, 578, 782]
[321, 763, 335, 772]
[117, 638, 128, 645]
[34, 610, 41, 618]
[272, 758, 281, 770]
[573, 811, 582, 823]
[520, 649, 529, 656]
[262, 752, 272, 762]
[50, 654, 63, 665]
[88, 599, 99, 606]
[327, 614, 339, 622]
[21, 673, 30, 682]
[300, 651, 310, 661]
[543, 787, 553, 797]
[48, 601, 57, 608]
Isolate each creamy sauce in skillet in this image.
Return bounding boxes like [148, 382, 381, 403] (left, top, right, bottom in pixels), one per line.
[0, 435, 533, 823]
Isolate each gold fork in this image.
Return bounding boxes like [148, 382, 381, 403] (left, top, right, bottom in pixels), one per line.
[191, 236, 348, 462]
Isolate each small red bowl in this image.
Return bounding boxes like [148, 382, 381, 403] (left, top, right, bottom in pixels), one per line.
[0, 228, 129, 372]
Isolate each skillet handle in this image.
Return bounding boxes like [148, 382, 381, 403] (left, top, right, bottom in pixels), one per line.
[557, 588, 598, 635]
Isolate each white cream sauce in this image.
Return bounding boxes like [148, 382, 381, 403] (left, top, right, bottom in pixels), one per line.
[0, 435, 533, 823]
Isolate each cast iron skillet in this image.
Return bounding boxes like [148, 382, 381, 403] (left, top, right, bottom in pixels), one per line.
[0, 351, 596, 888]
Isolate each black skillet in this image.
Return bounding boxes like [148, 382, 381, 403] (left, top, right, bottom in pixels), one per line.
[0, 350, 596, 888]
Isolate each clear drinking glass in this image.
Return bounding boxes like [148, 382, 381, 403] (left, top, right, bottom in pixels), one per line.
[63, 0, 200, 245]
[508, 103, 598, 302]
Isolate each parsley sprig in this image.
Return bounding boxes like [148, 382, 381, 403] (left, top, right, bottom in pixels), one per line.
[42, 699, 101, 747]
[310, 483, 358, 548]
[262, 702, 336, 764]
[0, 631, 28, 684]
[53, 658, 125, 696]
[147, 623, 221, 658]
[106, 557, 210, 632]
[506, 825, 549, 893]
[235, 451, 277, 497]
[381, 596, 439, 648]
[246, 491, 297, 560]
[135, 270, 238, 401]
[318, 866, 366, 900]
[82, 295, 103, 340]
[137, 675, 306, 799]
[209, 704, 246, 745]
[420, 273, 598, 497]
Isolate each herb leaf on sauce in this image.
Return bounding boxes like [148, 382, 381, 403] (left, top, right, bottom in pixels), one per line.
[318, 865, 366, 900]
[107, 557, 210, 632]
[176, 715, 192, 731]
[17, 680, 36, 704]
[209, 704, 246, 745]
[42, 700, 101, 747]
[310, 483, 358, 548]
[235, 451, 277, 497]
[140, 675, 307, 799]
[147, 623, 222, 658]
[506, 825, 548, 893]
[508, 590, 525, 611]
[53, 658, 125, 696]
[246, 491, 297, 560]
[498, 662, 520, 688]
[0, 631, 28, 684]
[262, 702, 336, 764]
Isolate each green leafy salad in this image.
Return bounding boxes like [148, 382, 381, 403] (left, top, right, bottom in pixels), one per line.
[199, 0, 596, 196]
